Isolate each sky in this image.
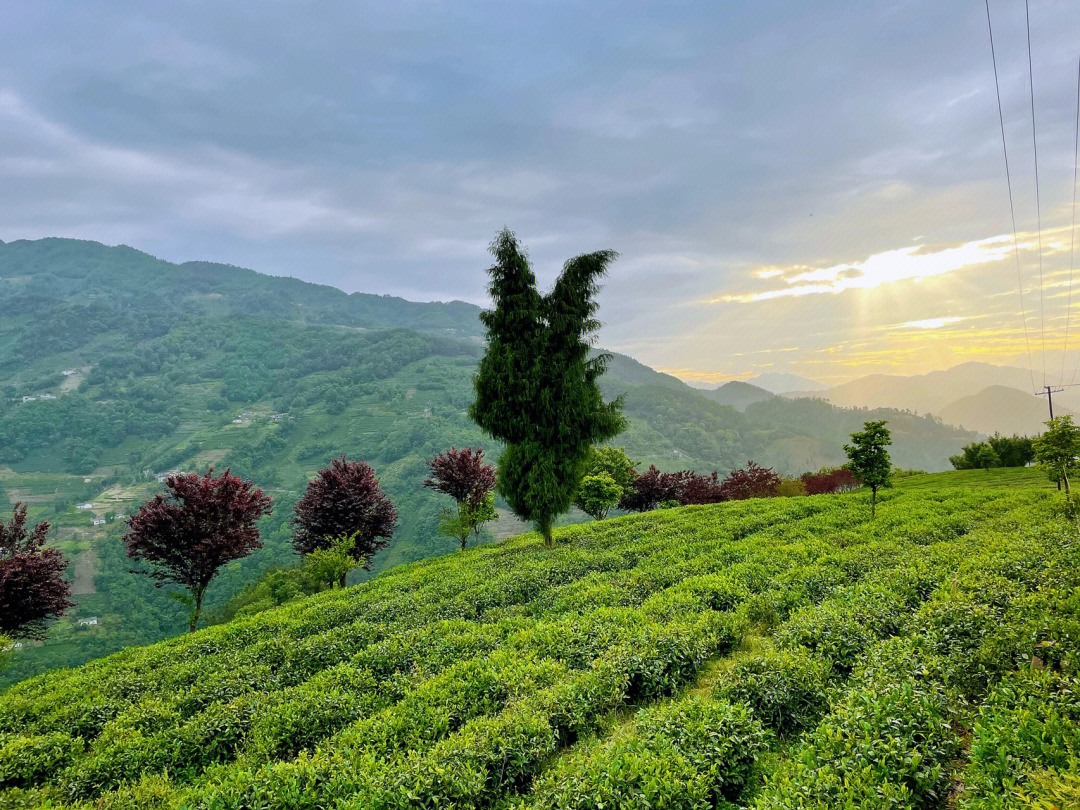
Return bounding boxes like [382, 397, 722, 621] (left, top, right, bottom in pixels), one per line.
[3, 1, 1080, 386]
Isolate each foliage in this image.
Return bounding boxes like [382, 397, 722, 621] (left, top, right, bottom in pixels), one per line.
[470, 230, 625, 545]
[800, 467, 860, 495]
[775, 478, 807, 498]
[844, 419, 893, 518]
[438, 493, 498, 551]
[952, 434, 1036, 471]
[292, 457, 397, 583]
[719, 461, 781, 501]
[575, 473, 623, 521]
[715, 647, 832, 736]
[122, 469, 272, 632]
[619, 465, 689, 512]
[577, 446, 636, 496]
[1035, 416, 1080, 494]
[0, 504, 73, 640]
[423, 447, 496, 507]
[425, 447, 497, 549]
[303, 535, 362, 589]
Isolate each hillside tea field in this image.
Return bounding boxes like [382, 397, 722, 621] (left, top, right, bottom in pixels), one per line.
[1, 472, 1077, 808]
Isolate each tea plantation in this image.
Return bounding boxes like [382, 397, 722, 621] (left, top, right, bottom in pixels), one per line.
[1, 470, 1077, 808]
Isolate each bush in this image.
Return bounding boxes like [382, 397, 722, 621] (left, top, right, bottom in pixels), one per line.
[715, 647, 832, 736]
[533, 696, 767, 809]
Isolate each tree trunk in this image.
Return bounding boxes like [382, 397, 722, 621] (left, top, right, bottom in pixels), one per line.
[460, 535, 468, 552]
[1063, 469, 1071, 495]
[338, 572, 347, 589]
[539, 517, 554, 548]
[189, 588, 204, 634]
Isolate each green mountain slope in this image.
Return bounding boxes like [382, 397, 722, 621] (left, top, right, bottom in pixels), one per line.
[0, 238, 977, 683]
[0, 471, 1073, 809]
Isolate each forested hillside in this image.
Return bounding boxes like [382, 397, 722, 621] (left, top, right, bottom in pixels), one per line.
[0, 238, 976, 682]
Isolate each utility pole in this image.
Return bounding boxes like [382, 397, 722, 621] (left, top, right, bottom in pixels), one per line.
[1038, 384, 1064, 420]
[1038, 385, 1064, 490]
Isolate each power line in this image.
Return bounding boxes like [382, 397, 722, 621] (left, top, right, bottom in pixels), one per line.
[1024, 0, 1047, 387]
[1065, 56, 1080, 386]
[984, 0, 1037, 395]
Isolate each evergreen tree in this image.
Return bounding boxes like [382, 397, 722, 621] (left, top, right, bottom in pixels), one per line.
[470, 230, 625, 546]
[844, 420, 892, 519]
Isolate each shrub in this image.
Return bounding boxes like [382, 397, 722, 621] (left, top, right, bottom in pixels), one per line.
[800, 468, 860, 495]
[715, 647, 832, 736]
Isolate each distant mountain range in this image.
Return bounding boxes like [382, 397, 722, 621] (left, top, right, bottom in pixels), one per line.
[775, 361, 1069, 436]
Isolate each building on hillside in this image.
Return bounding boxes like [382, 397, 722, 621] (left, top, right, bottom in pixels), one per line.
[62, 369, 78, 376]
[92, 518, 106, 526]
[77, 617, 99, 627]
[39, 393, 56, 400]
[76, 503, 93, 510]
[21, 395, 37, 403]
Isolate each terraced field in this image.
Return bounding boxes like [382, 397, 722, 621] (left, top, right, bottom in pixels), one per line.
[1, 471, 1077, 808]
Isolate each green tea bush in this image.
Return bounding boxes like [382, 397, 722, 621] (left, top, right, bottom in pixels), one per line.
[959, 669, 1080, 808]
[0, 477, 1070, 809]
[532, 696, 766, 809]
[714, 646, 832, 736]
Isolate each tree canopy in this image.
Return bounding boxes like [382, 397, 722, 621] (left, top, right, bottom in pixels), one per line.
[0, 504, 73, 641]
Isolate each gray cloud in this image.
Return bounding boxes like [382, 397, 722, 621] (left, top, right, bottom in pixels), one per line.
[3, 0, 1080, 382]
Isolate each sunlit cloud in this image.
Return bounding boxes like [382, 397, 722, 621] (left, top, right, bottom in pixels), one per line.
[894, 317, 965, 329]
[711, 235, 1017, 303]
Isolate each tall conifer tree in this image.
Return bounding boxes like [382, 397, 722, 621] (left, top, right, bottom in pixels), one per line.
[470, 229, 625, 546]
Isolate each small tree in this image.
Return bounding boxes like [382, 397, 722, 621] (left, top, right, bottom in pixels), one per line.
[425, 447, 498, 551]
[719, 461, 781, 501]
[438, 492, 498, 551]
[1035, 416, 1080, 495]
[974, 444, 1001, 471]
[0, 503, 74, 641]
[303, 534, 362, 589]
[470, 230, 625, 546]
[844, 420, 892, 519]
[293, 457, 397, 585]
[577, 473, 623, 520]
[124, 470, 272, 632]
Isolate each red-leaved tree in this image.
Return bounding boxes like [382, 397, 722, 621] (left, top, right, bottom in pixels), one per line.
[123, 469, 272, 633]
[619, 466, 688, 511]
[293, 457, 397, 585]
[0, 503, 74, 641]
[719, 461, 782, 501]
[801, 468, 861, 495]
[424, 447, 497, 507]
[680, 471, 726, 505]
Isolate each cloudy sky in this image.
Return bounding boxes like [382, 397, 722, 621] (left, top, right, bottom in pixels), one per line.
[3, 1, 1080, 385]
